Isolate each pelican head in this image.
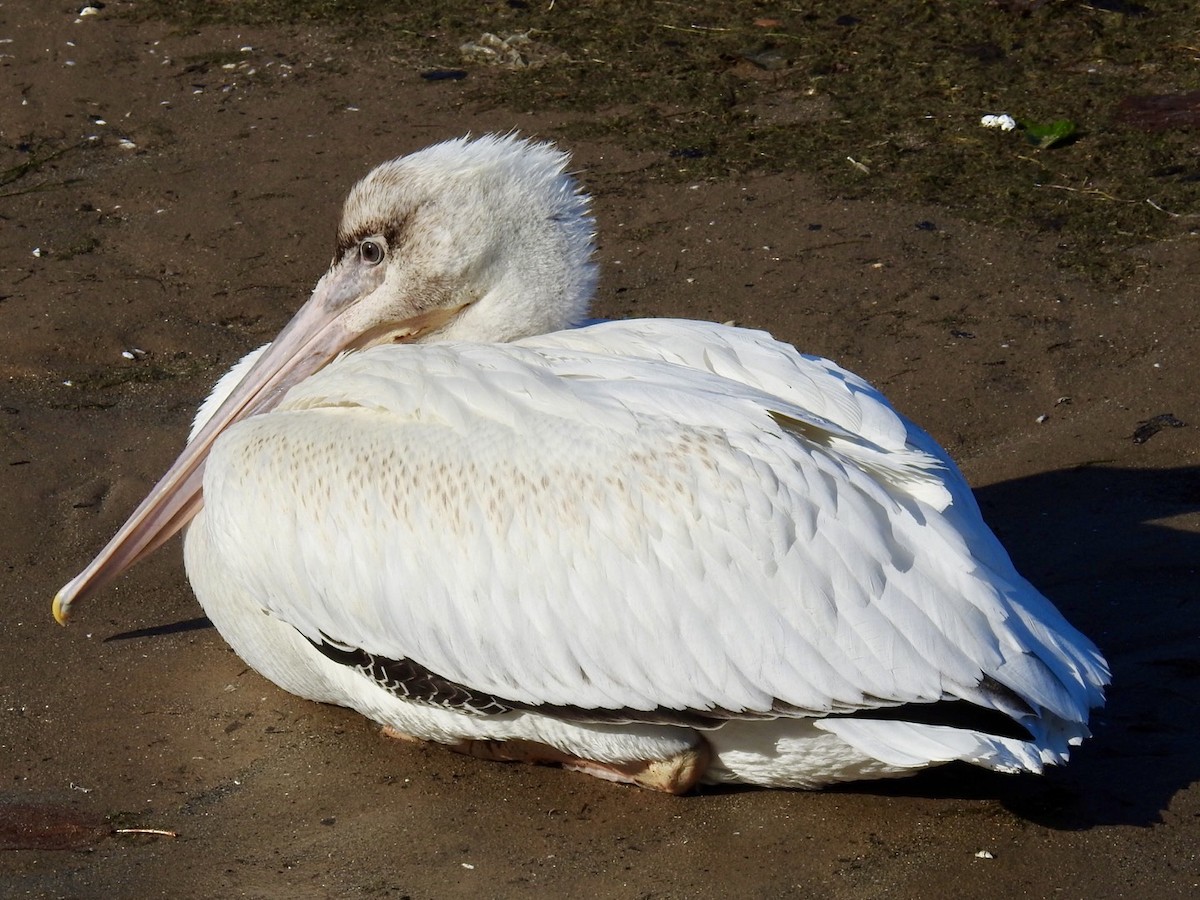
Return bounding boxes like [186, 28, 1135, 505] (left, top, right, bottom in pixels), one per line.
[54, 134, 597, 622]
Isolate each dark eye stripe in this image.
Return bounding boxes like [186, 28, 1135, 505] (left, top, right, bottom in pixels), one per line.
[335, 217, 410, 260]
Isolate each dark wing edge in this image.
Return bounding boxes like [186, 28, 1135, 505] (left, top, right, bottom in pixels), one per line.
[308, 632, 1035, 739]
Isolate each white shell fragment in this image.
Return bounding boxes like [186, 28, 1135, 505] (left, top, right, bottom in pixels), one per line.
[980, 114, 1017, 132]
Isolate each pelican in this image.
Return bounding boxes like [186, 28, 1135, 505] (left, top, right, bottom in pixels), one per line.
[54, 134, 1108, 792]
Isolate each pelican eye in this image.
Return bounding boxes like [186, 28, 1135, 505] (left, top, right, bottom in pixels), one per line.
[359, 238, 385, 266]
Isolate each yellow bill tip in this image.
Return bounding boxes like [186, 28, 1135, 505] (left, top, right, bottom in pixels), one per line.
[52, 591, 71, 626]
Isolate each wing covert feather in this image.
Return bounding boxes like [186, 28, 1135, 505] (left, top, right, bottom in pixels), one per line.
[198, 322, 1106, 724]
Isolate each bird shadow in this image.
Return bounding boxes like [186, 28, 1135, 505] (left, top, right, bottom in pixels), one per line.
[906, 462, 1200, 830]
[103, 615, 213, 642]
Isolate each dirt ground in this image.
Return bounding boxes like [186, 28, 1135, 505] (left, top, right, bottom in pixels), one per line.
[2, 3, 1198, 898]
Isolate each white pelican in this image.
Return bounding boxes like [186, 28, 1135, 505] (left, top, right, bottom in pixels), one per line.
[54, 134, 1108, 792]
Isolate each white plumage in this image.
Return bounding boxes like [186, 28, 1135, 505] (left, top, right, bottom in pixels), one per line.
[56, 134, 1108, 792]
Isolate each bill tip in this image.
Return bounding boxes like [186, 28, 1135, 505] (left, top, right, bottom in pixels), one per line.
[52, 591, 71, 625]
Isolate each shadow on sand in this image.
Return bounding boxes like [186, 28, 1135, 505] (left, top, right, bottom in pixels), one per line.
[866, 463, 1200, 830]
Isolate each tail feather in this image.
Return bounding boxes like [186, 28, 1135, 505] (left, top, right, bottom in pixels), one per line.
[815, 715, 1083, 774]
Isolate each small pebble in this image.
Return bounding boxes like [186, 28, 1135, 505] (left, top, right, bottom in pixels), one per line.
[974, 849, 995, 859]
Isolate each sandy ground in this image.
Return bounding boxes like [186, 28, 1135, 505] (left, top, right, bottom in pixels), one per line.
[2, 6, 1198, 899]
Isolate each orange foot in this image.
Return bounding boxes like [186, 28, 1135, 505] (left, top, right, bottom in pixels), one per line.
[380, 724, 426, 744]
[453, 736, 711, 795]
[378, 725, 710, 794]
